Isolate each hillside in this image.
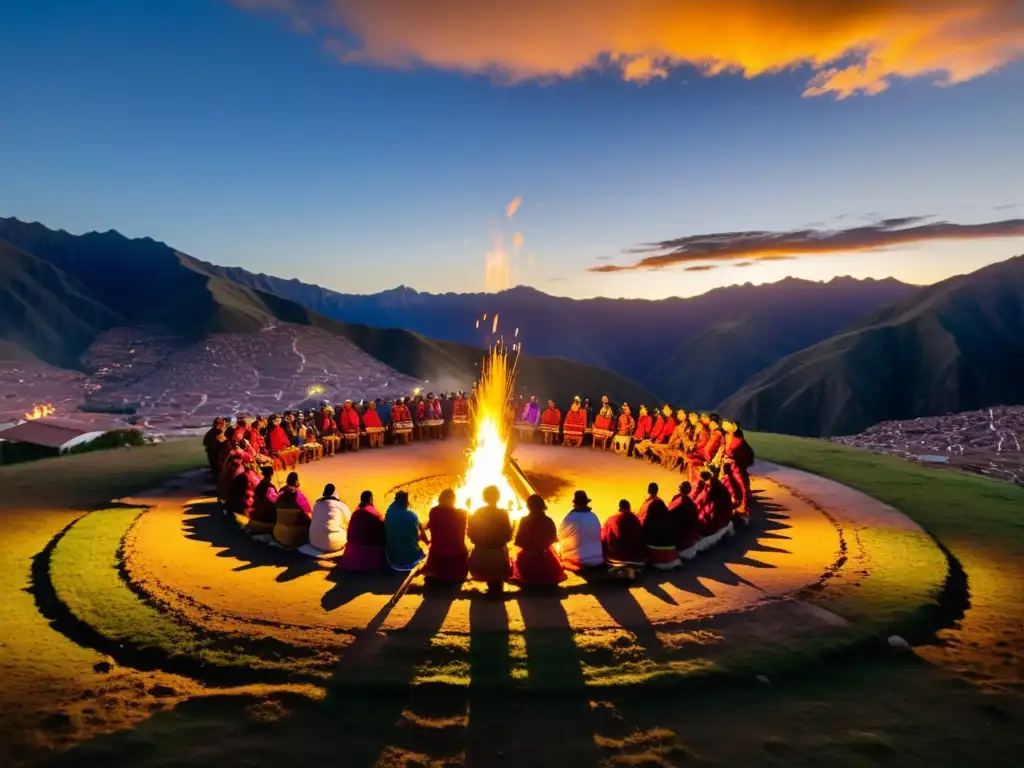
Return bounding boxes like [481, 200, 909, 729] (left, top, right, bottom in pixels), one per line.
[721, 255, 1024, 437]
[197, 259, 918, 406]
[0, 217, 658, 416]
[0, 240, 120, 367]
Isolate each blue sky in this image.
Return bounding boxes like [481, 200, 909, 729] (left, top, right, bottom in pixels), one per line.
[1, 0, 1022, 298]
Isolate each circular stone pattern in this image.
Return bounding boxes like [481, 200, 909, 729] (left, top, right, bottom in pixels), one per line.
[111, 439, 921, 688]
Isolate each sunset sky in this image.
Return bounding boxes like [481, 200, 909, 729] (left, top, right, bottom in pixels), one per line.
[1, 0, 1022, 299]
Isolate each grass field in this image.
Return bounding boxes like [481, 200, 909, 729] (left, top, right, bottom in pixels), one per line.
[3, 434, 1023, 766]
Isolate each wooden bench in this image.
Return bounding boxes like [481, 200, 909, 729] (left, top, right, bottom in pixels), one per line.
[540, 425, 559, 445]
[342, 432, 361, 452]
[321, 434, 341, 457]
[300, 443, 323, 463]
[514, 424, 539, 443]
[393, 423, 413, 445]
[563, 431, 584, 448]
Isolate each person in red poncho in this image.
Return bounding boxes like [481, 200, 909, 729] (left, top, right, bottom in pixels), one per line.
[668, 481, 702, 559]
[423, 488, 470, 582]
[617, 403, 635, 436]
[601, 498, 646, 567]
[452, 391, 470, 424]
[562, 396, 587, 446]
[693, 469, 734, 540]
[315, 405, 337, 437]
[339, 400, 361, 434]
[267, 414, 292, 454]
[650, 407, 683, 464]
[226, 463, 260, 522]
[592, 395, 614, 436]
[631, 404, 653, 457]
[716, 419, 755, 522]
[539, 400, 561, 444]
[338, 491, 387, 572]
[513, 493, 567, 586]
[640, 482, 681, 570]
[634, 405, 665, 460]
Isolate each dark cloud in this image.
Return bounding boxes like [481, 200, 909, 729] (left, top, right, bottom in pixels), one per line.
[684, 264, 717, 272]
[590, 216, 1024, 273]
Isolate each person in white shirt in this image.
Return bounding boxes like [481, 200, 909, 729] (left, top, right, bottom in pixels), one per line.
[309, 483, 352, 553]
[558, 490, 605, 571]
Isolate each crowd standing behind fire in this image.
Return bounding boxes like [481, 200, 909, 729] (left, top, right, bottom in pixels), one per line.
[203, 388, 755, 584]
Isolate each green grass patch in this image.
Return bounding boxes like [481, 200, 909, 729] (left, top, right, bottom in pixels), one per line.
[47, 508, 329, 681]
[750, 432, 1024, 555]
[0, 439, 206, 511]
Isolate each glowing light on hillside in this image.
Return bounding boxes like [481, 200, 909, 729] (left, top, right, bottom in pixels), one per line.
[492, 314, 500, 334]
[24, 404, 55, 420]
[451, 342, 526, 519]
[307, 384, 325, 398]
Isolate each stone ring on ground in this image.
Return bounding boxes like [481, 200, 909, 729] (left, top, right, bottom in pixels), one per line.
[45, 442, 950, 690]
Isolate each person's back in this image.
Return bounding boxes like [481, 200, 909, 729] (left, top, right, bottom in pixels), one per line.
[339, 493, 387, 572]
[558, 491, 604, 570]
[467, 486, 513, 591]
[424, 490, 469, 582]
[601, 502, 646, 566]
[309, 484, 351, 553]
[385, 493, 425, 571]
[273, 474, 312, 548]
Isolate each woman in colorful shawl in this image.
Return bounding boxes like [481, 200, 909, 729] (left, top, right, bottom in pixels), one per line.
[423, 488, 470, 582]
[468, 485, 513, 593]
[339, 490, 387, 571]
[513, 493, 566, 586]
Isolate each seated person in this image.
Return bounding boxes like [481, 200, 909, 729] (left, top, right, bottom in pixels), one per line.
[718, 419, 755, 522]
[592, 395, 615, 439]
[517, 396, 541, 429]
[468, 485, 514, 593]
[637, 482, 663, 524]
[423, 488, 470, 582]
[668, 481, 702, 558]
[562, 397, 588, 445]
[203, 417, 227, 475]
[226, 465, 259, 522]
[273, 472, 313, 548]
[309, 483, 352, 553]
[513, 494, 567, 586]
[248, 466, 279, 535]
[601, 498, 646, 567]
[558, 490, 605, 571]
[539, 400, 561, 440]
[632, 405, 657, 458]
[339, 400, 361, 435]
[641, 488, 681, 570]
[693, 470, 735, 539]
[338, 490, 387, 571]
[385, 490, 428, 571]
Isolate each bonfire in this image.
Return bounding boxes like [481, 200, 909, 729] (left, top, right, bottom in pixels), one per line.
[24, 403, 55, 420]
[451, 342, 528, 519]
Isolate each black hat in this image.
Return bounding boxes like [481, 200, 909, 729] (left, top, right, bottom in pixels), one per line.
[573, 490, 591, 506]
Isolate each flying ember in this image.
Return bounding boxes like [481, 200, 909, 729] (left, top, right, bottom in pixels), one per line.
[451, 342, 527, 519]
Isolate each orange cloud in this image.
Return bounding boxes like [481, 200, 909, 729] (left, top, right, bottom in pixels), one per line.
[231, 1, 1024, 97]
[506, 196, 521, 218]
[591, 216, 1024, 272]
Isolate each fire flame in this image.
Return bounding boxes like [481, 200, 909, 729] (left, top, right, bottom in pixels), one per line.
[25, 403, 55, 420]
[451, 343, 526, 519]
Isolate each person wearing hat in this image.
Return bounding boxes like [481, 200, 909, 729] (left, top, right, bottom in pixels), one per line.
[557, 490, 605, 571]
[513, 493, 567, 586]
[601, 498, 646, 568]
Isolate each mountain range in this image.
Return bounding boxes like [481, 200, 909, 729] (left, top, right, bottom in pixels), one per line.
[722, 255, 1024, 436]
[1, 214, 1022, 437]
[199, 260, 918, 409]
